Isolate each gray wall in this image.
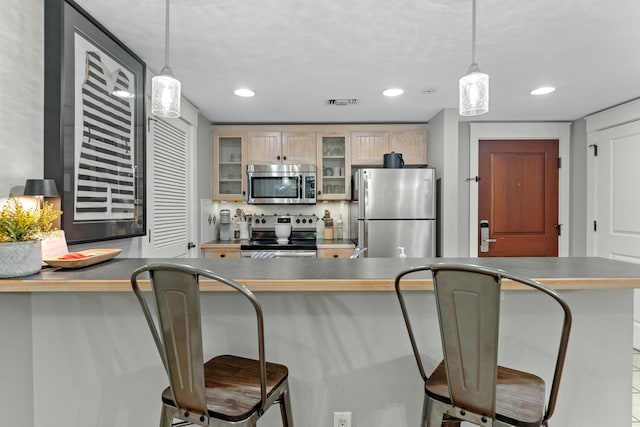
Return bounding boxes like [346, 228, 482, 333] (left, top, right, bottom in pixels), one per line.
[457, 123, 470, 257]
[1, 2, 41, 424]
[427, 109, 461, 256]
[569, 118, 588, 256]
[1, 1, 44, 199]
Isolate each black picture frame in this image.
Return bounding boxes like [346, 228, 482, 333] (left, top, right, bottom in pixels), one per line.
[44, 0, 146, 244]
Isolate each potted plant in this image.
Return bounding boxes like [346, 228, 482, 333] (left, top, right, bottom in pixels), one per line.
[0, 197, 61, 278]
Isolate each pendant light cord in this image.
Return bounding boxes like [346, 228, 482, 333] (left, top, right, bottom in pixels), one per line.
[164, 0, 170, 68]
[471, 0, 477, 65]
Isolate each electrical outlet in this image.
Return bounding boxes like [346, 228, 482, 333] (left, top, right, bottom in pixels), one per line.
[333, 412, 351, 427]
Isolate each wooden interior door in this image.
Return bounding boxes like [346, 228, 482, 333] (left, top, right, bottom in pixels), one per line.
[478, 140, 559, 257]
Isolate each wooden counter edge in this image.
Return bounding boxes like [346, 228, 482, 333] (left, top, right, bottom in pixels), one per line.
[1, 277, 639, 292]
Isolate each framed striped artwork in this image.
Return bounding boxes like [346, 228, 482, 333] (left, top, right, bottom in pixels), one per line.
[44, 0, 146, 244]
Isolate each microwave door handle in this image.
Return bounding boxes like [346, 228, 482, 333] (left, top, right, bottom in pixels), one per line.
[299, 175, 303, 199]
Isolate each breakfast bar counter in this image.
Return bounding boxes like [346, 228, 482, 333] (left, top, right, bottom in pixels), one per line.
[1, 256, 638, 427]
[2, 256, 640, 292]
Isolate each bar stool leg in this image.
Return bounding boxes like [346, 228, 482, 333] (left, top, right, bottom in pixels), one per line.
[279, 384, 294, 427]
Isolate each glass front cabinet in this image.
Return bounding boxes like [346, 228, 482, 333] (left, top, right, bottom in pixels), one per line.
[212, 132, 246, 200]
[317, 132, 350, 200]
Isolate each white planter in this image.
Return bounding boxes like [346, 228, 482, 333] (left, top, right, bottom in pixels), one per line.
[0, 240, 42, 278]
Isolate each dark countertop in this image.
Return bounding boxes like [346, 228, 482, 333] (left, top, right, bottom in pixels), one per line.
[2, 257, 640, 292]
[201, 238, 355, 247]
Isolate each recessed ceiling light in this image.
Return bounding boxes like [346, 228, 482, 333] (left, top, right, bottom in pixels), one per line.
[234, 88, 255, 97]
[530, 86, 555, 95]
[383, 88, 404, 97]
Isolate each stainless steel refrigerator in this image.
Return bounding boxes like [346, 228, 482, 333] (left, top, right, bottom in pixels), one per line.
[350, 168, 436, 257]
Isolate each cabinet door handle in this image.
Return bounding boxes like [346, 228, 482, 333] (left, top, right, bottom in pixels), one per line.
[283, 156, 287, 161]
[277, 155, 281, 160]
[333, 254, 338, 258]
[220, 254, 226, 258]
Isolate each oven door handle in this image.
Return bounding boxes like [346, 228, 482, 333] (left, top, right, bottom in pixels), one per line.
[299, 175, 303, 199]
[272, 251, 316, 257]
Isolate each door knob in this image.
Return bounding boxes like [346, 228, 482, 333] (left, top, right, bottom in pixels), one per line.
[480, 220, 496, 252]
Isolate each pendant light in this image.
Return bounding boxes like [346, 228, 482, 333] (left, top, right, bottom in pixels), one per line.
[152, 0, 181, 118]
[459, 0, 489, 116]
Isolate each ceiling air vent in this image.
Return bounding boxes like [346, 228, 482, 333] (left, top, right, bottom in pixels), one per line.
[327, 98, 358, 106]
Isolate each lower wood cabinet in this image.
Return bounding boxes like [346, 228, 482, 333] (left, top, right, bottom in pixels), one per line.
[317, 248, 354, 258]
[201, 248, 241, 258]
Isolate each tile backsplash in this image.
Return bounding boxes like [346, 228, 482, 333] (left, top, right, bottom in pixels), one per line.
[201, 200, 350, 243]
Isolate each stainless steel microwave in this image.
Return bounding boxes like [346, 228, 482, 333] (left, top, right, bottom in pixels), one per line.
[246, 164, 316, 204]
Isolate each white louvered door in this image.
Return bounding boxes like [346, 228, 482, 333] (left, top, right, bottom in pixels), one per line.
[143, 117, 195, 258]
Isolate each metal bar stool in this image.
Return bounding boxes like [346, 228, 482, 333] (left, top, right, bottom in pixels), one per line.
[395, 263, 572, 427]
[131, 263, 294, 427]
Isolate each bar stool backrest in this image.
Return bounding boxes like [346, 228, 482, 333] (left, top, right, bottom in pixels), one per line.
[432, 267, 500, 417]
[150, 267, 207, 414]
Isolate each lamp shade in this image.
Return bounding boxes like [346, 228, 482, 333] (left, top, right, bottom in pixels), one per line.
[459, 66, 489, 116]
[24, 179, 58, 197]
[151, 67, 181, 118]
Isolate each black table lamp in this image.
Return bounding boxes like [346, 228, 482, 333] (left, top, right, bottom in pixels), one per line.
[24, 179, 58, 208]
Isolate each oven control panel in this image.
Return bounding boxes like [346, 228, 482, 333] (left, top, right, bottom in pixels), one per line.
[251, 214, 317, 230]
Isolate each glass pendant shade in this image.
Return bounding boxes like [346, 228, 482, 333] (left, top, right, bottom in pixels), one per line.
[152, 66, 181, 118]
[459, 63, 489, 116]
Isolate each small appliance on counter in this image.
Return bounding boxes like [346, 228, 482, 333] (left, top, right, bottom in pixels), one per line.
[322, 210, 333, 240]
[383, 151, 404, 168]
[219, 209, 232, 241]
[274, 217, 292, 244]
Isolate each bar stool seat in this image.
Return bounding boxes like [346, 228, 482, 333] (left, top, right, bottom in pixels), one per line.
[160, 354, 289, 422]
[425, 361, 546, 426]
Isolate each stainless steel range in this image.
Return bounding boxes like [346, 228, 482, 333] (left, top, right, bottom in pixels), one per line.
[241, 214, 318, 258]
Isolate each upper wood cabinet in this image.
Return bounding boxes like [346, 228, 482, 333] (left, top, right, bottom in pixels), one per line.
[246, 131, 281, 164]
[390, 128, 427, 165]
[317, 132, 350, 201]
[212, 131, 246, 200]
[246, 131, 316, 165]
[211, 124, 427, 201]
[282, 131, 317, 164]
[350, 131, 389, 165]
[351, 126, 427, 166]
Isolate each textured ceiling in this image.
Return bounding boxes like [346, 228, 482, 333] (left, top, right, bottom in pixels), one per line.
[74, 0, 640, 124]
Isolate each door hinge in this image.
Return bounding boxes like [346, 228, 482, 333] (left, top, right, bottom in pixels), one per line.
[558, 157, 562, 168]
[588, 144, 598, 156]
[593, 220, 597, 232]
[555, 224, 562, 236]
